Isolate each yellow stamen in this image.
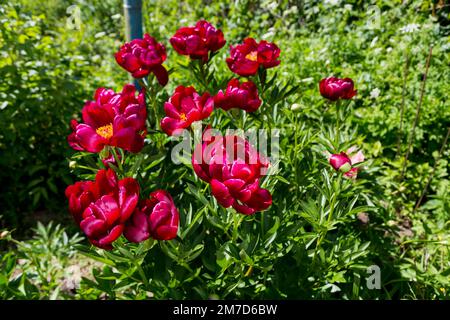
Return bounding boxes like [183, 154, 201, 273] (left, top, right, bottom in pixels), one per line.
[96, 124, 113, 139]
[245, 51, 258, 62]
[180, 113, 187, 121]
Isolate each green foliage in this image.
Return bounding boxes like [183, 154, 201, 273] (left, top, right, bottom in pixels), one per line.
[0, 0, 123, 226]
[0, 222, 84, 299]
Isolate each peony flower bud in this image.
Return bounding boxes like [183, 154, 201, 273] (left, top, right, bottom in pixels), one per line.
[291, 103, 302, 111]
[329, 147, 365, 179]
[329, 152, 352, 173]
[319, 77, 357, 101]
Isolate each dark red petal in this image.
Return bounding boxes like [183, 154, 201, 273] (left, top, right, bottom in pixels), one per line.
[211, 179, 234, 208]
[118, 178, 140, 223]
[98, 224, 124, 246]
[151, 64, 169, 86]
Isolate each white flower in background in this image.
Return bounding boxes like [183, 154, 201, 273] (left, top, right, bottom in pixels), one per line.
[267, 1, 278, 11]
[370, 37, 378, 47]
[399, 23, 420, 34]
[324, 0, 340, 5]
[262, 27, 275, 40]
[370, 88, 380, 99]
[291, 103, 302, 111]
[373, 48, 382, 55]
[386, 47, 393, 53]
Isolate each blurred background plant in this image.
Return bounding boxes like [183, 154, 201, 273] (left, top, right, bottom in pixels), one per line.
[0, 0, 449, 299]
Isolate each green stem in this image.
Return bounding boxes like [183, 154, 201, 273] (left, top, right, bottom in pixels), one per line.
[401, 46, 433, 180]
[111, 147, 123, 174]
[140, 77, 158, 129]
[194, 60, 210, 92]
[313, 173, 340, 264]
[335, 100, 341, 149]
[134, 259, 149, 289]
[414, 126, 450, 212]
[232, 214, 243, 242]
[396, 53, 410, 158]
[151, 85, 158, 130]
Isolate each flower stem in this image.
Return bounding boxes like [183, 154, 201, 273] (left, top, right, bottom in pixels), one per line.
[414, 126, 450, 212]
[334, 100, 341, 148]
[395, 53, 410, 158]
[195, 60, 210, 92]
[134, 259, 149, 289]
[400, 46, 432, 180]
[111, 147, 123, 174]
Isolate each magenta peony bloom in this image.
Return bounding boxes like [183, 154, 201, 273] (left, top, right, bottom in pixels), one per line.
[65, 180, 99, 225]
[329, 152, 352, 173]
[192, 133, 272, 215]
[65, 169, 140, 249]
[319, 77, 357, 101]
[124, 190, 179, 242]
[115, 34, 168, 85]
[214, 78, 262, 112]
[170, 20, 226, 61]
[68, 84, 147, 153]
[329, 147, 365, 178]
[226, 38, 280, 76]
[160, 85, 214, 136]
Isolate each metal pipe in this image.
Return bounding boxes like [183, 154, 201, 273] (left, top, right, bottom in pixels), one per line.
[123, 0, 143, 41]
[123, 0, 143, 87]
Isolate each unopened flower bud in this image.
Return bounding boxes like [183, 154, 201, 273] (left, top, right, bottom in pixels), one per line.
[291, 103, 302, 111]
[329, 152, 352, 173]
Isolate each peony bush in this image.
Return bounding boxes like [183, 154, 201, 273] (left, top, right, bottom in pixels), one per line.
[67, 21, 285, 250]
[64, 19, 374, 299]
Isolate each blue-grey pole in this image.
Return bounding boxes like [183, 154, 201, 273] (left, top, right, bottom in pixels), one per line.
[123, 0, 143, 87]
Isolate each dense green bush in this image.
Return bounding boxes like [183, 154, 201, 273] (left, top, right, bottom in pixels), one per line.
[0, 1, 124, 228]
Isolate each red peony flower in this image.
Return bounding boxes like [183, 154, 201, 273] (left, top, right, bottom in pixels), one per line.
[160, 85, 214, 136]
[319, 77, 357, 101]
[124, 190, 179, 242]
[329, 152, 352, 173]
[329, 147, 365, 178]
[65, 180, 99, 225]
[115, 34, 168, 86]
[68, 84, 147, 153]
[192, 133, 272, 215]
[65, 169, 140, 249]
[214, 78, 262, 112]
[170, 20, 226, 61]
[226, 38, 280, 76]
